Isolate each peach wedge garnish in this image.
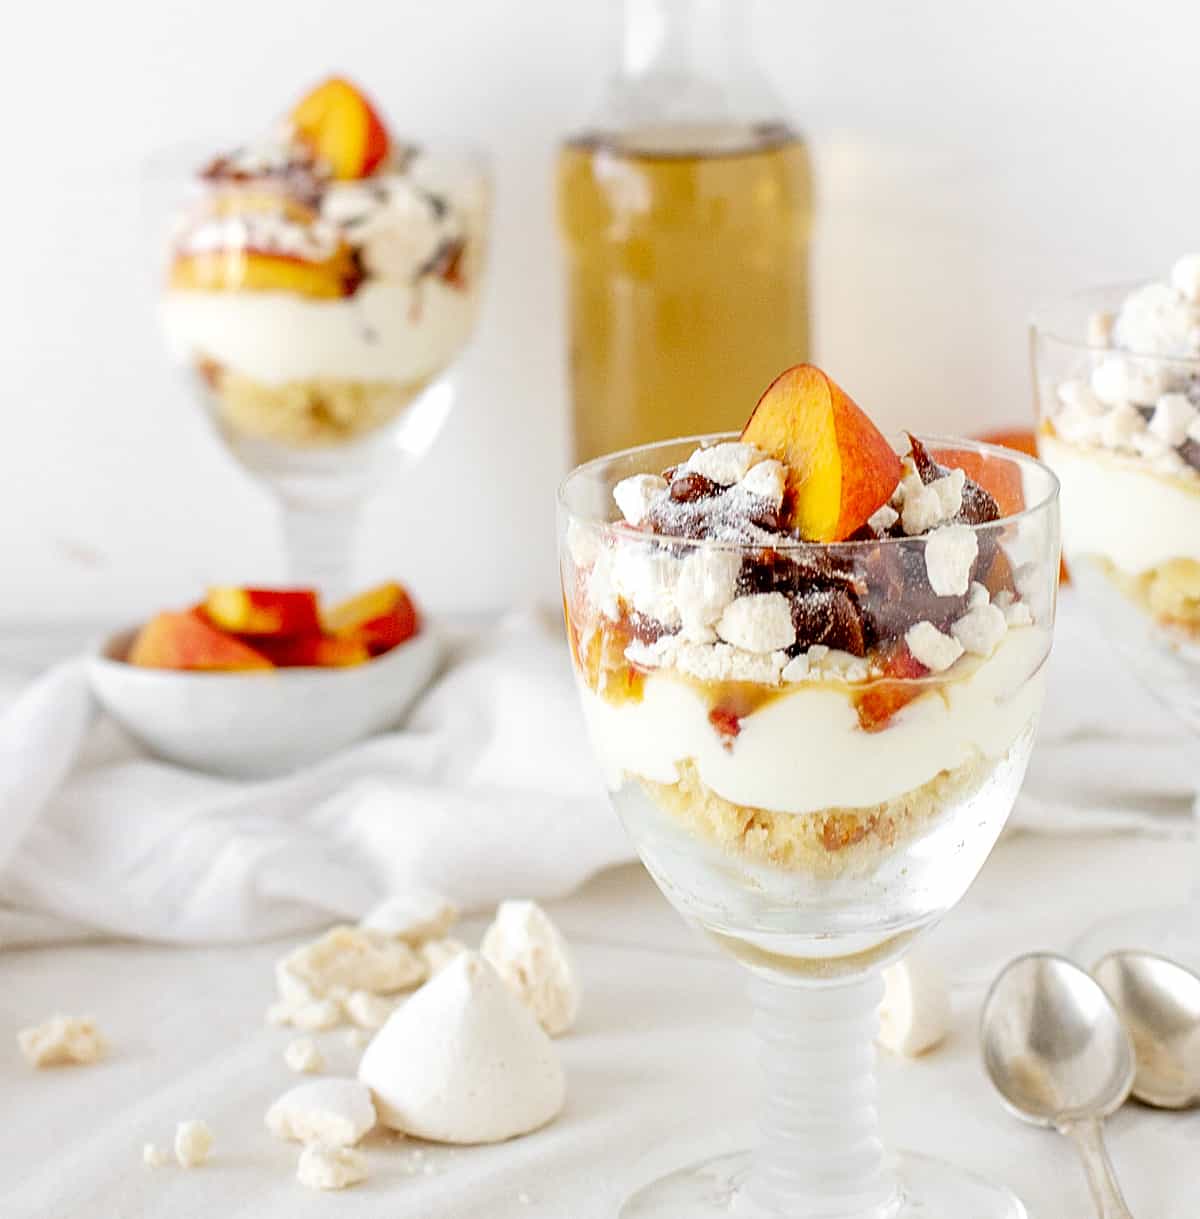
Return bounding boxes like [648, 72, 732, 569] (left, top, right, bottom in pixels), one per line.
[290, 76, 390, 180]
[203, 588, 321, 638]
[128, 611, 273, 672]
[741, 364, 902, 542]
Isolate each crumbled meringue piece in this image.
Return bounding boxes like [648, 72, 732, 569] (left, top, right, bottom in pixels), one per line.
[289, 999, 345, 1032]
[266, 1079, 377, 1148]
[285, 1038, 325, 1074]
[924, 525, 978, 597]
[738, 458, 786, 508]
[361, 893, 459, 945]
[781, 652, 810, 682]
[676, 548, 741, 633]
[174, 1120, 214, 1168]
[685, 442, 760, 485]
[901, 467, 964, 535]
[716, 593, 796, 653]
[1002, 600, 1034, 627]
[613, 474, 668, 526]
[1057, 378, 1105, 417]
[277, 926, 425, 1005]
[17, 1015, 107, 1068]
[1099, 401, 1147, 449]
[951, 604, 1007, 657]
[297, 1144, 370, 1191]
[905, 622, 964, 673]
[867, 503, 899, 534]
[878, 954, 951, 1056]
[1149, 393, 1198, 447]
[1171, 254, 1200, 303]
[1113, 281, 1200, 359]
[344, 990, 397, 1031]
[359, 953, 565, 1144]
[966, 581, 990, 610]
[481, 901, 581, 1036]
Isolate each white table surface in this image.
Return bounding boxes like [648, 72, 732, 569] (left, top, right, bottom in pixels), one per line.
[2, 832, 1198, 1218]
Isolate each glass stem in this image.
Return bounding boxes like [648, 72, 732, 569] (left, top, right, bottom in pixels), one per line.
[278, 498, 360, 601]
[746, 970, 896, 1218]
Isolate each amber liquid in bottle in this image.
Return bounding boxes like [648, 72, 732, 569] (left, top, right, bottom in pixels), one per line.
[557, 122, 813, 463]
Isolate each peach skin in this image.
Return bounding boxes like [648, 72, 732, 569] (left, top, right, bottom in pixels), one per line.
[324, 582, 419, 655]
[203, 588, 321, 638]
[741, 364, 902, 541]
[290, 77, 390, 180]
[254, 634, 370, 668]
[128, 611, 273, 672]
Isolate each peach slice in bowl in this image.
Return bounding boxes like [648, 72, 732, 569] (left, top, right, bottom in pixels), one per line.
[87, 587, 442, 778]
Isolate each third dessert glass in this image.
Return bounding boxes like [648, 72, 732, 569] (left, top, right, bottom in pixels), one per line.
[158, 77, 489, 595]
[1033, 257, 1200, 967]
[560, 364, 1060, 1217]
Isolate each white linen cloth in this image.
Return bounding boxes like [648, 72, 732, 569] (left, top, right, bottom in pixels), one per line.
[0, 593, 1191, 947]
[2, 838, 1198, 1219]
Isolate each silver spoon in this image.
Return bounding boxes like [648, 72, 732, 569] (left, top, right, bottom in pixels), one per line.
[981, 952, 1136, 1219]
[1093, 950, 1200, 1109]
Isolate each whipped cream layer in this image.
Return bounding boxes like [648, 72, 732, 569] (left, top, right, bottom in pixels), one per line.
[1040, 433, 1200, 574]
[580, 624, 1048, 816]
[161, 275, 481, 385]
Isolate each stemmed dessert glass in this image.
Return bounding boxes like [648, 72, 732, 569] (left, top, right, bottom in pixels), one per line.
[559, 435, 1060, 1218]
[150, 145, 489, 598]
[1034, 288, 1200, 967]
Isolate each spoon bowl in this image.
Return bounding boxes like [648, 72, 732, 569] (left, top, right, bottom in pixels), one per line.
[1093, 950, 1200, 1109]
[981, 952, 1136, 1219]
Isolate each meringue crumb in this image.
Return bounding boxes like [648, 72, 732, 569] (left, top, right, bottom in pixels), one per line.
[17, 1015, 107, 1068]
[174, 1120, 213, 1168]
[297, 1144, 369, 1191]
[284, 1037, 324, 1074]
[142, 1142, 167, 1168]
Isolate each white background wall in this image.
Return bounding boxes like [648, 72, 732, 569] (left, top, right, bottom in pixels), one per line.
[2, 0, 1196, 623]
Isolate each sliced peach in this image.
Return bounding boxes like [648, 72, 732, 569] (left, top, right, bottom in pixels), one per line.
[203, 588, 320, 638]
[324, 582, 419, 655]
[169, 247, 359, 299]
[290, 77, 390, 180]
[741, 365, 902, 541]
[128, 611, 273, 672]
[854, 641, 928, 733]
[254, 634, 369, 668]
[932, 445, 1025, 517]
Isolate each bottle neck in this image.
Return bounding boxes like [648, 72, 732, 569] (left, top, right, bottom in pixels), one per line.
[619, 0, 750, 82]
[599, 0, 783, 141]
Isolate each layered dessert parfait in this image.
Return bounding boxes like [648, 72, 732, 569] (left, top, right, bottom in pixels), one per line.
[561, 365, 1058, 959]
[1037, 256, 1200, 642]
[161, 77, 487, 449]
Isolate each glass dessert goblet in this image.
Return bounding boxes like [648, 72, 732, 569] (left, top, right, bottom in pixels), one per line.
[559, 433, 1060, 1218]
[155, 78, 489, 596]
[1033, 270, 1200, 967]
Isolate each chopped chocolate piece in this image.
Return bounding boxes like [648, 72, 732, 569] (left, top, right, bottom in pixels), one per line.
[628, 612, 674, 646]
[907, 434, 949, 484]
[1180, 438, 1200, 473]
[956, 480, 1001, 527]
[790, 587, 867, 657]
[907, 433, 1000, 525]
[736, 548, 866, 600]
[669, 472, 722, 503]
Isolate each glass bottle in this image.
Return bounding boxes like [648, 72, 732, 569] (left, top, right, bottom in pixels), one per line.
[557, 0, 814, 463]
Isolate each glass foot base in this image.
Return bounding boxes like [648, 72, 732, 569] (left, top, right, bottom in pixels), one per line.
[618, 1150, 1026, 1218]
[1071, 903, 1200, 974]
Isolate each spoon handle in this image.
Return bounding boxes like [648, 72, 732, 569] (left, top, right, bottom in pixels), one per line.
[1064, 1119, 1134, 1219]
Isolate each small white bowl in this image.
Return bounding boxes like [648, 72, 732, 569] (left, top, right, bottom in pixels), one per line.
[87, 626, 443, 778]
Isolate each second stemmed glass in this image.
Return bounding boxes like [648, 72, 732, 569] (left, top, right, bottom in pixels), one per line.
[153, 137, 489, 598]
[1033, 285, 1200, 968]
[559, 435, 1061, 1218]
